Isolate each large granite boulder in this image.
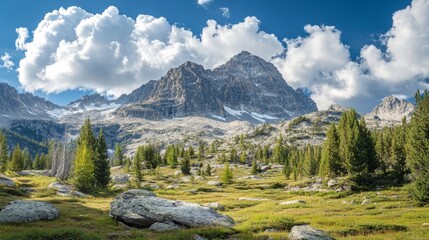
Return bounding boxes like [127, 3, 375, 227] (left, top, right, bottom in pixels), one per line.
[109, 189, 234, 228]
[288, 225, 332, 240]
[0, 200, 59, 223]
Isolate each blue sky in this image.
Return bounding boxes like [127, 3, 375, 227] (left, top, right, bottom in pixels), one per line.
[0, 0, 425, 112]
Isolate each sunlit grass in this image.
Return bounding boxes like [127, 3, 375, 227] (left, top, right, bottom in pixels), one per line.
[0, 166, 429, 239]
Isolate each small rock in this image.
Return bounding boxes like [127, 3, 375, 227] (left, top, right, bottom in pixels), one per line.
[327, 179, 339, 187]
[174, 170, 182, 176]
[0, 174, 15, 187]
[288, 225, 332, 240]
[20, 186, 34, 192]
[0, 200, 59, 223]
[48, 182, 72, 194]
[206, 202, 225, 211]
[264, 228, 280, 233]
[207, 181, 221, 186]
[315, 177, 323, 184]
[422, 223, 429, 226]
[361, 199, 371, 205]
[181, 177, 191, 182]
[149, 221, 182, 232]
[187, 189, 198, 194]
[166, 184, 179, 190]
[259, 165, 271, 172]
[239, 175, 263, 180]
[194, 234, 208, 240]
[279, 200, 306, 205]
[350, 200, 356, 204]
[238, 197, 269, 201]
[111, 174, 131, 183]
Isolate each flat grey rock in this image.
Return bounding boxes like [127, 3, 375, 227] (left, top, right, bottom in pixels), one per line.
[288, 225, 332, 240]
[0, 200, 59, 223]
[111, 173, 131, 183]
[279, 200, 306, 205]
[110, 189, 234, 228]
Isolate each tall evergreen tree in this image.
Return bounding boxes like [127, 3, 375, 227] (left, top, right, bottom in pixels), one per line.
[0, 131, 8, 173]
[132, 146, 143, 187]
[113, 144, 124, 166]
[391, 124, 407, 183]
[319, 124, 341, 177]
[166, 145, 178, 167]
[251, 158, 259, 175]
[220, 162, 233, 184]
[406, 90, 429, 203]
[94, 129, 110, 188]
[181, 155, 191, 175]
[205, 163, 212, 176]
[73, 118, 96, 192]
[8, 144, 23, 172]
[22, 149, 32, 170]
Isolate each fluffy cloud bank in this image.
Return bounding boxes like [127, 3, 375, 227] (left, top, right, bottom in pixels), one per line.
[15, 0, 429, 112]
[273, 0, 429, 112]
[16, 6, 282, 97]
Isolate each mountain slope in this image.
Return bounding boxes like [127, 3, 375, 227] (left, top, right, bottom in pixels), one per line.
[0, 83, 59, 125]
[366, 96, 414, 122]
[115, 51, 317, 121]
[211, 51, 317, 118]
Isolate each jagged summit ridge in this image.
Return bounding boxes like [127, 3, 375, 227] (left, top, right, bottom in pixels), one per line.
[116, 51, 318, 122]
[366, 96, 414, 121]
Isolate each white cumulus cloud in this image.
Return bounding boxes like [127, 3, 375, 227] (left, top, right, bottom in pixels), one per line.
[16, 6, 283, 97]
[15, 27, 29, 50]
[220, 7, 230, 18]
[197, 0, 213, 7]
[1, 53, 14, 70]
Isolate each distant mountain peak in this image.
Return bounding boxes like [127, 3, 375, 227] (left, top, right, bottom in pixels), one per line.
[68, 93, 111, 109]
[366, 95, 414, 121]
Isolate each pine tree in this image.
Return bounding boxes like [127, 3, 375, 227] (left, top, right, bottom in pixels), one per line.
[205, 163, 211, 176]
[251, 159, 259, 175]
[391, 125, 407, 183]
[0, 131, 8, 173]
[240, 151, 247, 164]
[73, 118, 96, 193]
[94, 129, 110, 188]
[181, 155, 191, 175]
[8, 144, 23, 172]
[22, 149, 32, 170]
[220, 162, 233, 184]
[132, 146, 143, 187]
[406, 90, 429, 203]
[230, 147, 237, 162]
[113, 144, 124, 166]
[319, 124, 341, 177]
[166, 145, 178, 167]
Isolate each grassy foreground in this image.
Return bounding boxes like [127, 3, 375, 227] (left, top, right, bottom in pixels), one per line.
[0, 166, 429, 240]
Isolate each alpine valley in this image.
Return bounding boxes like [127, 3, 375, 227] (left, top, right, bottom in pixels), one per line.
[0, 51, 413, 156]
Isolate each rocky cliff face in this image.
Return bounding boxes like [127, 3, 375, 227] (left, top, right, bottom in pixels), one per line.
[211, 51, 317, 118]
[366, 96, 414, 122]
[115, 62, 225, 119]
[0, 83, 59, 123]
[116, 51, 317, 121]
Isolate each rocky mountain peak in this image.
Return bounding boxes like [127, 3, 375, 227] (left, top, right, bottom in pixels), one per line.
[366, 96, 414, 121]
[68, 93, 111, 109]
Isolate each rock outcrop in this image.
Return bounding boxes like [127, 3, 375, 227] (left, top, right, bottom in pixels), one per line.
[109, 189, 234, 228]
[366, 96, 414, 122]
[0, 200, 59, 223]
[0, 174, 15, 187]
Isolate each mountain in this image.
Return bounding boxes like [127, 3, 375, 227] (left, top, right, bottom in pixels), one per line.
[210, 51, 317, 118]
[115, 51, 318, 122]
[366, 96, 414, 122]
[0, 83, 59, 125]
[116, 62, 224, 119]
[67, 93, 111, 109]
